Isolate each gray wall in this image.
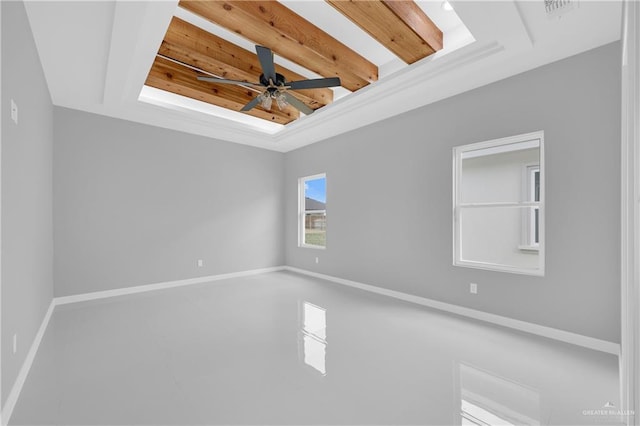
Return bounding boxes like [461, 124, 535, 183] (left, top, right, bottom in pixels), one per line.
[285, 42, 621, 343]
[53, 108, 284, 297]
[1, 1, 54, 407]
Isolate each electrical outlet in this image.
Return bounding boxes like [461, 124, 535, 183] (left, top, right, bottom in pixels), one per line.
[197, 259, 203, 267]
[470, 283, 478, 294]
[11, 99, 18, 125]
[13, 334, 17, 354]
[315, 257, 319, 264]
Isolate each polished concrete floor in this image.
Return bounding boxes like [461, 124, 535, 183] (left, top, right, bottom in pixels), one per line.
[11, 271, 621, 425]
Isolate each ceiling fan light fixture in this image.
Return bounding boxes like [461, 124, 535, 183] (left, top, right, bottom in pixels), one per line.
[275, 91, 288, 110]
[258, 92, 272, 110]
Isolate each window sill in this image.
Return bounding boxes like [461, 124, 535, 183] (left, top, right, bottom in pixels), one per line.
[300, 244, 326, 250]
[518, 245, 540, 252]
[454, 259, 544, 276]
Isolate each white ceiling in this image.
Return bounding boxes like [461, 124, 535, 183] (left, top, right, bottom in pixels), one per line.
[24, 0, 622, 152]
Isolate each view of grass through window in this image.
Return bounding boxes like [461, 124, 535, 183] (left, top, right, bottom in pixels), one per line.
[304, 176, 326, 247]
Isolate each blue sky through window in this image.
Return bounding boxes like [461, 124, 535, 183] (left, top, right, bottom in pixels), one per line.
[305, 177, 326, 203]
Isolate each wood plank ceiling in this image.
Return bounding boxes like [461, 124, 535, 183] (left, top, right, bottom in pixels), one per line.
[145, 1, 443, 125]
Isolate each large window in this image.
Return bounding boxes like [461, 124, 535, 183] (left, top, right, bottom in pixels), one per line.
[298, 174, 326, 248]
[453, 132, 544, 275]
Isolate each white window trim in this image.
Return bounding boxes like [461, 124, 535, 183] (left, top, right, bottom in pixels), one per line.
[452, 131, 545, 276]
[298, 173, 327, 250]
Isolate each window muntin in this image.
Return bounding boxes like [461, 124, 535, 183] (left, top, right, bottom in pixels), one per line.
[298, 174, 326, 248]
[453, 132, 544, 275]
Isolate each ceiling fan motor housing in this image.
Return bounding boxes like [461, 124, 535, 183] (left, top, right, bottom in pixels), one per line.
[260, 72, 287, 87]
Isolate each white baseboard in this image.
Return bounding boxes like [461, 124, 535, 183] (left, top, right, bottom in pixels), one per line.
[54, 266, 285, 306]
[283, 266, 621, 356]
[1, 299, 55, 426]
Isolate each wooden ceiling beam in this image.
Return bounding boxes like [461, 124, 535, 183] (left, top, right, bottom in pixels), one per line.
[382, 1, 443, 52]
[179, 1, 378, 92]
[146, 56, 299, 124]
[326, 0, 441, 64]
[161, 17, 331, 109]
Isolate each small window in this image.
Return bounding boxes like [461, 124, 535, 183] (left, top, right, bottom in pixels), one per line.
[453, 132, 544, 275]
[298, 174, 326, 248]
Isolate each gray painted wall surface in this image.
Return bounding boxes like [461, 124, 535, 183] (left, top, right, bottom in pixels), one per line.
[1, 1, 54, 407]
[285, 42, 621, 343]
[54, 108, 284, 297]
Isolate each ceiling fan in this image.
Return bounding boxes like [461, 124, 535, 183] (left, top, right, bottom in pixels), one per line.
[197, 45, 341, 115]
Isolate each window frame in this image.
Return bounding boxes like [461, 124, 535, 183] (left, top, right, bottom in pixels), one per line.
[452, 131, 545, 276]
[298, 173, 327, 250]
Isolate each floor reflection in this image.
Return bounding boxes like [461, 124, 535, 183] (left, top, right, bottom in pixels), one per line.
[300, 301, 327, 375]
[458, 362, 540, 425]
[9, 272, 619, 425]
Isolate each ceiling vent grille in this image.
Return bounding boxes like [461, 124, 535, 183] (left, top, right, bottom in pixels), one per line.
[544, 0, 578, 19]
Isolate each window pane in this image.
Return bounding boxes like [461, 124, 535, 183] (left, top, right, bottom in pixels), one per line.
[534, 208, 539, 244]
[459, 206, 539, 270]
[303, 176, 326, 247]
[305, 212, 326, 246]
[460, 141, 540, 204]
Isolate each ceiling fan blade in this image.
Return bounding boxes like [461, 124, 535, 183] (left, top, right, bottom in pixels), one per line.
[256, 45, 277, 83]
[240, 95, 262, 112]
[283, 92, 314, 115]
[197, 76, 262, 87]
[288, 77, 341, 90]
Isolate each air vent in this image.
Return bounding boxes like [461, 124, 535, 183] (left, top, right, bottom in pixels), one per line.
[544, 0, 578, 19]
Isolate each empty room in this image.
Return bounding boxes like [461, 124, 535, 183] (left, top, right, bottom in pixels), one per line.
[1, 0, 639, 425]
